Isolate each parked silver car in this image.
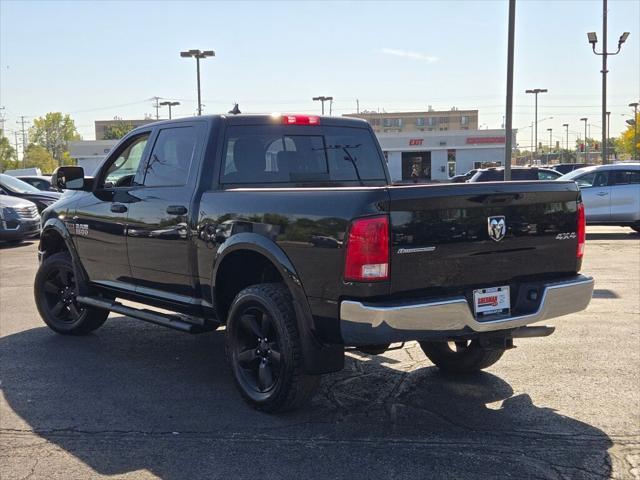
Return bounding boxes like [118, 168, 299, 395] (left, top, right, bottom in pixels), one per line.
[558, 163, 640, 232]
[0, 195, 41, 243]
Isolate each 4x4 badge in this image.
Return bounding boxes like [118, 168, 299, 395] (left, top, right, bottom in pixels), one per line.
[488, 216, 506, 242]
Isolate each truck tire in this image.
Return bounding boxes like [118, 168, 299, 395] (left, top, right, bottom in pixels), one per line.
[225, 283, 320, 412]
[419, 340, 505, 374]
[34, 252, 109, 335]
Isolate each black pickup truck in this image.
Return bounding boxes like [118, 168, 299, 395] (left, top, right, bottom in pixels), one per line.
[35, 114, 594, 412]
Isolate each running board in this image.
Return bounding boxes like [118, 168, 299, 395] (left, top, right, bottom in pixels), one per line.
[76, 296, 216, 333]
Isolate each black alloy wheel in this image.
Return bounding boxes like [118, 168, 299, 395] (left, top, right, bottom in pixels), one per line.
[34, 252, 109, 335]
[41, 264, 85, 324]
[233, 306, 283, 394]
[419, 339, 506, 374]
[225, 283, 320, 412]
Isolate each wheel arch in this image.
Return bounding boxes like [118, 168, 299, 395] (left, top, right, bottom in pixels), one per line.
[39, 218, 89, 293]
[212, 233, 343, 374]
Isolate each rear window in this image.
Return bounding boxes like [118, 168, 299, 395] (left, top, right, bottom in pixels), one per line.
[220, 125, 386, 185]
[611, 170, 640, 185]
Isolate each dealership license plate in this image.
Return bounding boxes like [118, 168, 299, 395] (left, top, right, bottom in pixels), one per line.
[473, 286, 510, 319]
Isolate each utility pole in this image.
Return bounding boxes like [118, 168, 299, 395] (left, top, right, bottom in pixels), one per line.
[152, 97, 161, 120]
[562, 123, 569, 162]
[312, 96, 333, 115]
[525, 88, 547, 161]
[629, 102, 639, 161]
[14, 131, 20, 163]
[356, 99, 360, 114]
[587, 5, 629, 164]
[503, 0, 516, 179]
[17, 116, 28, 152]
[547, 128, 553, 165]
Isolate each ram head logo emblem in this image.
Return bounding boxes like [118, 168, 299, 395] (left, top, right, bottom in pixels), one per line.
[488, 216, 506, 242]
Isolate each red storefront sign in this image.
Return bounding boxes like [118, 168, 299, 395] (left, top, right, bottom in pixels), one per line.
[465, 136, 506, 144]
[409, 139, 423, 146]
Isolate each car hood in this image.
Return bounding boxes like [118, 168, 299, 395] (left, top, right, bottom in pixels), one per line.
[0, 195, 38, 208]
[18, 191, 62, 202]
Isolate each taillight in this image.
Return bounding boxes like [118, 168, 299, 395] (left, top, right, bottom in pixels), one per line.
[577, 202, 586, 258]
[344, 216, 389, 282]
[282, 115, 320, 125]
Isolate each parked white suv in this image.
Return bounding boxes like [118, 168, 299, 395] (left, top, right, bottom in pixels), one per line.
[558, 163, 640, 232]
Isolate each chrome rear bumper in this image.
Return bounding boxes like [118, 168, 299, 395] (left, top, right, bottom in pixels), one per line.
[339, 275, 594, 345]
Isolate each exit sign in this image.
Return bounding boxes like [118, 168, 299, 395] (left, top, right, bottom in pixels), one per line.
[409, 139, 423, 146]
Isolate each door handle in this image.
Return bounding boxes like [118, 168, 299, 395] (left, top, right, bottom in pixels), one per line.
[596, 192, 609, 196]
[166, 205, 188, 215]
[111, 204, 128, 213]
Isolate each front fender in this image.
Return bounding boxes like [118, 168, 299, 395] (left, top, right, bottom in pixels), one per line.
[40, 218, 89, 294]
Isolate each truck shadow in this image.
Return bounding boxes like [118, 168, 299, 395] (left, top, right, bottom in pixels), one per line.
[1, 317, 613, 479]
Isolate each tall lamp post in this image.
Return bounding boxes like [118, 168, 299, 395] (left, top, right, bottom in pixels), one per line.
[180, 49, 215, 116]
[587, 2, 630, 165]
[525, 88, 547, 161]
[312, 96, 333, 115]
[581, 117, 588, 162]
[562, 123, 569, 162]
[160, 101, 180, 120]
[547, 128, 553, 165]
[630, 102, 639, 160]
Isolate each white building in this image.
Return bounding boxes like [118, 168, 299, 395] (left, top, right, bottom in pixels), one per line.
[68, 140, 118, 176]
[376, 129, 514, 182]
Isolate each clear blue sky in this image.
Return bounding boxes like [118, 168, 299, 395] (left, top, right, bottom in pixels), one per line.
[1, 0, 638, 148]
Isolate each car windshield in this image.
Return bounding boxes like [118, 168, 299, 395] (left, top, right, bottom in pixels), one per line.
[557, 167, 597, 181]
[0, 173, 42, 194]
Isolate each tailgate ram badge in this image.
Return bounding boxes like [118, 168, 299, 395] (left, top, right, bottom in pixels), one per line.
[487, 216, 506, 242]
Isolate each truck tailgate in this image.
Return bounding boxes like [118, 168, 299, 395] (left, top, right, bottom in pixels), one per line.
[387, 181, 580, 295]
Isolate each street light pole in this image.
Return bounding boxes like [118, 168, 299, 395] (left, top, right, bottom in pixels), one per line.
[606, 111, 611, 162]
[503, 0, 516, 181]
[180, 49, 215, 116]
[312, 96, 333, 115]
[525, 88, 547, 161]
[630, 102, 639, 160]
[160, 101, 180, 120]
[581, 117, 588, 162]
[587, 6, 630, 164]
[562, 123, 569, 162]
[547, 128, 553, 165]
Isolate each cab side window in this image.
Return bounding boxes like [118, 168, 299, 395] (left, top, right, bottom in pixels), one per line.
[611, 170, 640, 185]
[575, 171, 609, 188]
[142, 127, 198, 187]
[102, 134, 150, 188]
[538, 170, 559, 180]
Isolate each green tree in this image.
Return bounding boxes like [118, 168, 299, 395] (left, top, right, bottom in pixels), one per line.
[29, 112, 80, 165]
[0, 136, 19, 172]
[23, 144, 57, 174]
[103, 121, 135, 140]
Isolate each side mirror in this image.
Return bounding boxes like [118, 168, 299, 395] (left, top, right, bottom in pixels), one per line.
[51, 166, 85, 191]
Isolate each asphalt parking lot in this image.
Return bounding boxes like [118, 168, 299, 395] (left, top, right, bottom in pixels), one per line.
[1, 226, 639, 479]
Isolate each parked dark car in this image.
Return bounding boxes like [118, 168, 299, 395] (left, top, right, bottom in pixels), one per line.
[17, 175, 56, 192]
[0, 195, 41, 243]
[551, 163, 594, 175]
[35, 114, 593, 412]
[450, 169, 477, 183]
[468, 167, 562, 182]
[0, 174, 61, 212]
